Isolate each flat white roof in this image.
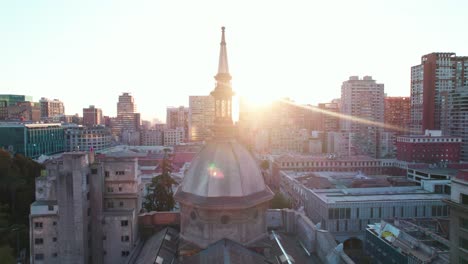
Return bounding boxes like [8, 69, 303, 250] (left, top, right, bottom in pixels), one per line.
[312, 186, 449, 204]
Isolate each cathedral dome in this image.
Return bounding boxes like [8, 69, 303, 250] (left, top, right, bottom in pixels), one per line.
[174, 140, 273, 208]
[175, 27, 273, 248]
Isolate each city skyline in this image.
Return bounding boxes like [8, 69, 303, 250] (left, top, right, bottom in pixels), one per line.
[1, 1, 468, 121]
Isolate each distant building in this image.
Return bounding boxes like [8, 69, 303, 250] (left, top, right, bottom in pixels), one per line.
[83, 105, 103, 127]
[318, 102, 340, 132]
[410, 52, 468, 134]
[166, 106, 189, 140]
[163, 127, 185, 146]
[396, 130, 461, 163]
[341, 76, 385, 158]
[365, 219, 450, 263]
[188, 95, 214, 142]
[384, 96, 410, 133]
[0, 94, 33, 106]
[0, 123, 65, 158]
[0, 100, 7, 120]
[140, 129, 163, 146]
[379, 131, 397, 158]
[445, 170, 468, 263]
[39, 97, 65, 118]
[154, 123, 166, 131]
[64, 125, 112, 152]
[269, 127, 308, 154]
[30, 152, 142, 264]
[112, 93, 141, 143]
[449, 86, 468, 161]
[0, 94, 34, 120]
[7, 101, 41, 121]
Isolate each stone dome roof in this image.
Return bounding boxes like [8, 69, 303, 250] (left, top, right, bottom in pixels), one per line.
[174, 140, 273, 208]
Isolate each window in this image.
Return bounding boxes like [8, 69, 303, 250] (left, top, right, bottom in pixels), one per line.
[35, 238, 44, 245]
[87, 208, 91, 216]
[52, 253, 58, 258]
[119, 187, 123, 192]
[91, 168, 98, 174]
[48, 205, 54, 211]
[107, 187, 114, 193]
[121, 235, 129, 242]
[460, 256, 468, 264]
[53, 221, 57, 226]
[119, 202, 124, 207]
[35, 254, 44, 260]
[121, 251, 130, 257]
[121, 220, 128, 227]
[460, 218, 468, 230]
[103, 236, 107, 240]
[462, 194, 468, 205]
[35, 222, 43, 229]
[105, 171, 110, 178]
[115, 171, 125, 176]
[53, 237, 57, 242]
[460, 237, 468, 250]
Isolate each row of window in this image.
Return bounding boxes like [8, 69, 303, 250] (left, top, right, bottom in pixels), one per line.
[103, 171, 126, 177]
[281, 161, 380, 167]
[326, 205, 448, 220]
[35, 237, 57, 245]
[35, 253, 57, 260]
[107, 201, 125, 208]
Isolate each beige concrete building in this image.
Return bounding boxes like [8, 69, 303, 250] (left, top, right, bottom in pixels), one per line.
[341, 76, 384, 158]
[30, 152, 142, 264]
[112, 93, 141, 143]
[7, 101, 41, 121]
[64, 125, 112, 152]
[188, 95, 214, 142]
[166, 106, 189, 140]
[39, 97, 65, 118]
[83, 105, 103, 127]
[446, 170, 468, 263]
[163, 127, 185, 146]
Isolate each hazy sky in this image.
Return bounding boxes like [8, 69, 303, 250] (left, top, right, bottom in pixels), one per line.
[1, 0, 467, 121]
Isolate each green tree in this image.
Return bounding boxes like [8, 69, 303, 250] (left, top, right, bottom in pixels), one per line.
[270, 192, 292, 209]
[143, 149, 177, 212]
[0, 245, 15, 264]
[0, 149, 44, 260]
[260, 160, 269, 171]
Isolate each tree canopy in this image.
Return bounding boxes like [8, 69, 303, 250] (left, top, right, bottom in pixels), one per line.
[270, 192, 292, 209]
[0, 149, 43, 261]
[143, 149, 177, 212]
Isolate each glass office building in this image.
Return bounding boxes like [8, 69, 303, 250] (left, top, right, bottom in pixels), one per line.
[0, 123, 65, 158]
[0, 94, 33, 106]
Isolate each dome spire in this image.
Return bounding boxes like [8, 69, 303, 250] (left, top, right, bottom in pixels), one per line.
[217, 26, 229, 75]
[211, 26, 234, 140]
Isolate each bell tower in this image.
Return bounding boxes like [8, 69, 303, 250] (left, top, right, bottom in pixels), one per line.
[211, 27, 235, 139]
